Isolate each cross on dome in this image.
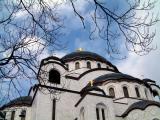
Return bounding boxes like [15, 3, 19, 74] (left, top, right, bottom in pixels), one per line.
[76, 48, 84, 52]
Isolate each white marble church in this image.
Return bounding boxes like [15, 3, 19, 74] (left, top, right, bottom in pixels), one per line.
[0, 50, 160, 120]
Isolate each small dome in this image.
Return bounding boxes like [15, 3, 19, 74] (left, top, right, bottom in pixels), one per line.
[93, 73, 151, 89]
[121, 100, 160, 117]
[62, 51, 107, 63]
[0, 96, 32, 110]
[94, 73, 139, 82]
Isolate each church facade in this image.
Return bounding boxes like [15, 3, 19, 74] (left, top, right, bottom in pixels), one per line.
[0, 50, 160, 120]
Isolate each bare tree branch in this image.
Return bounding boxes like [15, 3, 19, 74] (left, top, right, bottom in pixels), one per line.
[0, 0, 159, 104]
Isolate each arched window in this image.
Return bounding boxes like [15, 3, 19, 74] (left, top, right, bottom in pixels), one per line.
[80, 107, 85, 120]
[123, 86, 129, 98]
[135, 87, 140, 98]
[49, 69, 60, 84]
[96, 103, 107, 120]
[11, 111, 15, 120]
[75, 62, 80, 69]
[153, 90, 160, 101]
[87, 61, 91, 69]
[96, 107, 100, 120]
[19, 110, 26, 120]
[145, 88, 148, 99]
[109, 87, 115, 98]
[97, 63, 101, 68]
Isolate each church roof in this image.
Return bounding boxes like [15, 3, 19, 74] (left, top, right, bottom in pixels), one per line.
[121, 100, 160, 117]
[143, 78, 156, 83]
[94, 73, 139, 82]
[0, 96, 32, 110]
[62, 51, 118, 71]
[62, 51, 111, 64]
[93, 73, 151, 88]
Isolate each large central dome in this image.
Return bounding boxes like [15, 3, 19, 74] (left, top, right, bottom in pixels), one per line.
[62, 51, 118, 72]
[62, 51, 109, 64]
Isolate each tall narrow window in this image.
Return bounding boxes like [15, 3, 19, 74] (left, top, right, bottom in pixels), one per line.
[3, 111, 6, 119]
[80, 107, 85, 120]
[96, 108, 100, 120]
[20, 110, 26, 120]
[97, 63, 101, 68]
[52, 99, 56, 120]
[109, 88, 115, 98]
[145, 88, 148, 99]
[11, 111, 15, 120]
[75, 62, 80, 69]
[101, 109, 105, 120]
[135, 87, 140, 98]
[123, 86, 129, 98]
[49, 69, 60, 84]
[96, 103, 107, 120]
[87, 61, 91, 69]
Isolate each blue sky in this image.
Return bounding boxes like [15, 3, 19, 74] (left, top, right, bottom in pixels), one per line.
[52, 0, 160, 85]
[0, 0, 160, 102]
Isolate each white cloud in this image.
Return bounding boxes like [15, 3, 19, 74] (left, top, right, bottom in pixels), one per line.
[117, 41, 160, 85]
[52, 51, 68, 58]
[23, 36, 44, 51]
[13, 0, 65, 18]
[58, 0, 90, 33]
[13, 10, 28, 18]
[21, 36, 50, 62]
[116, 0, 160, 85]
